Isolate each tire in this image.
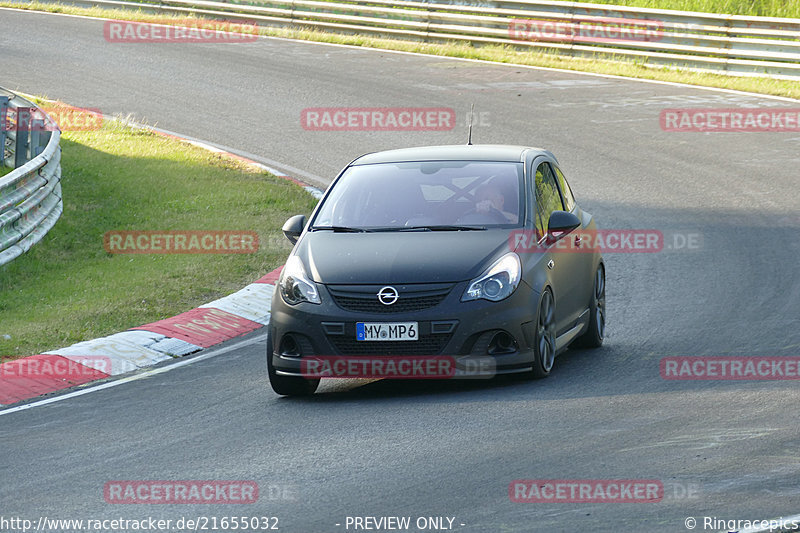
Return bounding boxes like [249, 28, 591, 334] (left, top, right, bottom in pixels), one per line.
[573, 264, 605, 349]
[529, 288, 556, 378]
[267, 331, 319, 396]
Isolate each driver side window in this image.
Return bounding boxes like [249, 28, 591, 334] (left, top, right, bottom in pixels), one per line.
[534, 162, 563, 239]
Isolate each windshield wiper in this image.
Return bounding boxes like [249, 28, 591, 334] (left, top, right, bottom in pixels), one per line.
[399, 225, 487, 232]
[312, 226, 372, 233]
[312, 225, 486, 233]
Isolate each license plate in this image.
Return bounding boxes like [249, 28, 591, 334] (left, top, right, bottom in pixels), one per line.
[356, 322, 418, 341]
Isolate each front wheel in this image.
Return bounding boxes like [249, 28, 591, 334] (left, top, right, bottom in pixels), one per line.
[573, 264, 605, 348]
[529, 288, 556, 378]
[267, 331, 319, 396]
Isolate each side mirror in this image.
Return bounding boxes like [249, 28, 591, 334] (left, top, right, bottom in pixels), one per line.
[282, 215, 306, 244]
[547, 210, 581, 243]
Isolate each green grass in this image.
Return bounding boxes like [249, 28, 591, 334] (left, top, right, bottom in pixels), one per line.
[0, 118, 317, 359]
[0, 166, 12, 177]
[118, 0, 800, 17]
[2, 2, 799, 101]
[572, 0, 800, 18]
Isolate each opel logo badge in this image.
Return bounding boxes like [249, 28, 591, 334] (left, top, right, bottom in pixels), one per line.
[377, 286, 399, 305]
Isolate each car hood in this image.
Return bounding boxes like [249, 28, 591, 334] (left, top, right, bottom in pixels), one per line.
[296, 230, 512, 284]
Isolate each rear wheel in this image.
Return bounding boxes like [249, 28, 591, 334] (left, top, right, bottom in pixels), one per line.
[573, 264, 605, 348]
[267, 331, 319, 396]
[530, 288, 556, 378]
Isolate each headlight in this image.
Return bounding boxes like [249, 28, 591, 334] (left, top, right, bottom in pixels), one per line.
[279, 256, 321, 305]
[462, 252, 521, 302]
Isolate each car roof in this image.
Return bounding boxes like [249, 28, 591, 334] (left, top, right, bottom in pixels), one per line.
[350, 144, 557, 166]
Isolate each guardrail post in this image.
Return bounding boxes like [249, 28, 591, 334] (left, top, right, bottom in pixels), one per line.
[31, 114, 45, 158]
[723, 18, 733, 73]
[0, 96, 8, 168]
[14, 107, 31, 168]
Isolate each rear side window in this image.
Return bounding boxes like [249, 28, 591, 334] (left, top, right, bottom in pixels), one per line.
[554, 166, 576, 212]
[534, 163, 563, 237]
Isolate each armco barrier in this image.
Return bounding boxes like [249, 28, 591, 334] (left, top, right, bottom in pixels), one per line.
[42, 0, 800, 79]
[0, 88, 63, 266]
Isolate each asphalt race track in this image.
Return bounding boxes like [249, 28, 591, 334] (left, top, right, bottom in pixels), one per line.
[2, 8, 800, 533]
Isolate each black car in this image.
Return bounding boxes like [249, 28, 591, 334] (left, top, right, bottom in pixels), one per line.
[268, 145, 605, 395]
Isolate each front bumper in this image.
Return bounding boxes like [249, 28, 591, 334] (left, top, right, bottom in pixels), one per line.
[269, 280, 541, 379]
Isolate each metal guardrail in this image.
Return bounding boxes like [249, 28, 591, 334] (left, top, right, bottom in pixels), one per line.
[0, 88, 63, 266]
[50, 0, 800, 79]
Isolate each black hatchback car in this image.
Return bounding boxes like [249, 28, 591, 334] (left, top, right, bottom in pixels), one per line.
[268, 145, 605, 395]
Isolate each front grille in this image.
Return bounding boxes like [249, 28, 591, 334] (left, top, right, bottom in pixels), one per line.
[328, 283, 453, 314]
[332, 294, 447, 313]
[328, 334, 452, 356]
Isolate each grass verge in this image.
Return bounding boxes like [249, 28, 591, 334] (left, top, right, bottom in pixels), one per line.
[577, 0, 800, 18]
[2, 2, 799, 101]
[0, 116, 317, 360]
[571, 0, 800, 18]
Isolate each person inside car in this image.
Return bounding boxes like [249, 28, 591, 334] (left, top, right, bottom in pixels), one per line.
[474, 180, 518, 223]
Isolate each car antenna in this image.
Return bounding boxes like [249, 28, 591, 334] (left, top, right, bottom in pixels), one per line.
[467, 103, 474, 145]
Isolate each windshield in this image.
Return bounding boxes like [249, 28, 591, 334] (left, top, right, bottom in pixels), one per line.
[312, 161, 524, 230]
